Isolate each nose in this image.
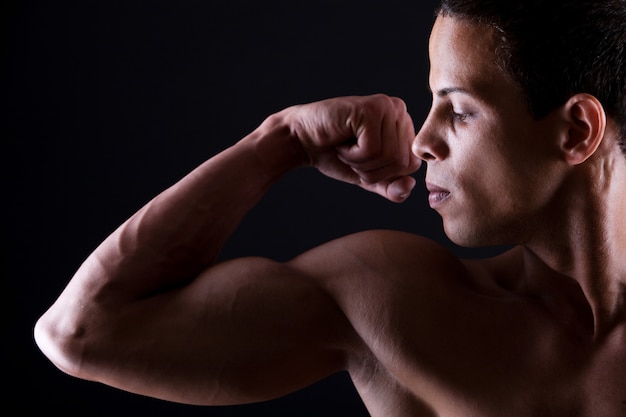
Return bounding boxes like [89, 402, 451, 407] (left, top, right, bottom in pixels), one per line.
[412, 114, 449, 161]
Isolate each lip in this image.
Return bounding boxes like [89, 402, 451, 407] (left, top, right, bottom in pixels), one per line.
[425, 182, 451, 208]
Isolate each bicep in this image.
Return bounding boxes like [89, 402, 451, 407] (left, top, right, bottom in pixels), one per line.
[82, 257, 354, 405]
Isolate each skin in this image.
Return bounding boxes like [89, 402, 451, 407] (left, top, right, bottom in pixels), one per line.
[34, 16, 626, 417]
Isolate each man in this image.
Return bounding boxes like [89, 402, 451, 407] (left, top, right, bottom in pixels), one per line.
[35, 0, 626, 415]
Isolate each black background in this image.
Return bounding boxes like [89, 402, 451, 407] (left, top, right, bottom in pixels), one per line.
[5, 0, 501, 415]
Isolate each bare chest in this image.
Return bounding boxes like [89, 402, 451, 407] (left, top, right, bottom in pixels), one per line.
[353, 337, 626, 417]
[350, 299, 626, 417]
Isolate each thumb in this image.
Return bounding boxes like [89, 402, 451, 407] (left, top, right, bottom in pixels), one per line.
[362, 175, 417, 203]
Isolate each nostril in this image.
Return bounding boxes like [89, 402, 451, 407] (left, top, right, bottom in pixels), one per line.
[413, 132, 448, 162]
[420, 151, 437, 161]
[412, 138, 436, 161]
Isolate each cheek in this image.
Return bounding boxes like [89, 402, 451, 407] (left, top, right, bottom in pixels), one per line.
[453, 136, 525, 208]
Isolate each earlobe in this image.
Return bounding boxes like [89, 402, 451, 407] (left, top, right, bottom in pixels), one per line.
[560, 93, 607, 165]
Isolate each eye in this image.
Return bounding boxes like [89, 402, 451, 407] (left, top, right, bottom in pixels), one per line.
[452, 110, 472, 124]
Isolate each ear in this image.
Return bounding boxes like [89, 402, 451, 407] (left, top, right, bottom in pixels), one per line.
[559, 93, 607, 165]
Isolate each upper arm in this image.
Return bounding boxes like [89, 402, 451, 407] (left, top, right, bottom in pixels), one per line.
[40, 256, 357, 406]
[36, 229, 473, 408]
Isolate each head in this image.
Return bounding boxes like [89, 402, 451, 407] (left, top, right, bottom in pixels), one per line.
[413, 1, 625, 248]
[436, 0, 626, 155]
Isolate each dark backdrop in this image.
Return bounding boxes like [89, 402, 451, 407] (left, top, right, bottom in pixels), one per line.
[6, 0, 501, 415]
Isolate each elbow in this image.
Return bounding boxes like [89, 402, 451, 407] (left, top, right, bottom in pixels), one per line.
[34, 309, 90, 380]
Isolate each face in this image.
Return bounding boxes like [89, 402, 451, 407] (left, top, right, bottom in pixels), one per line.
[413, 16, 566, 247]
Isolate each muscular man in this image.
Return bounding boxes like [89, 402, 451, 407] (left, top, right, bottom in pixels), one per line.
[35, 0, 626, 415]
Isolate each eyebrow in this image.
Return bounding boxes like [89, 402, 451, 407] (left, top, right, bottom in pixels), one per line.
[435, 86, 472, 97]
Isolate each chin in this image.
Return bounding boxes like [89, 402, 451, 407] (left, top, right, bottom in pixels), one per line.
[446, 233, 492, 249]
[443, 220, 513, 249]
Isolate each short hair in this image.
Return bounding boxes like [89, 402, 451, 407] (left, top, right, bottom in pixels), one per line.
[436, 0, 626, 155]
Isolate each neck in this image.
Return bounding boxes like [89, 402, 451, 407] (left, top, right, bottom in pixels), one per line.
[522, 147, 626, 337]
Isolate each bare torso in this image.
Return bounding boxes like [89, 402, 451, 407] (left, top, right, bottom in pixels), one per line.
[34, 92, 626, 416]
[300, 230, 626, 416]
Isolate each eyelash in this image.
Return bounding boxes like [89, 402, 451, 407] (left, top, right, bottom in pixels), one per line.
[452, 111, 471, 123]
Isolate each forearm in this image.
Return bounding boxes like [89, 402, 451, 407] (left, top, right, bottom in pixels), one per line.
[83, 112, 306, 297]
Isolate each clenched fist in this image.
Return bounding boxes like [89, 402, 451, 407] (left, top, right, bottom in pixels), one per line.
[275, 94, 422, 202]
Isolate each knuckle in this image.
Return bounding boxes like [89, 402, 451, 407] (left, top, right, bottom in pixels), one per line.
[390, 96, 406, 109]
[365, 93, 391, 112]
[370, 93, 391, 102]
[356, 170, 381, 185]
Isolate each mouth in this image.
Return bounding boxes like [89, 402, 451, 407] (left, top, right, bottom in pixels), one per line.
[425, 182, 451, 208]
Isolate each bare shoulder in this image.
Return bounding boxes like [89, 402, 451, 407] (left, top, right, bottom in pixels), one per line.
[289, 231, 565, 415]
[290, 229, 516, 296]
[291, 229, 455, 272]
[287, 229, 521, 356]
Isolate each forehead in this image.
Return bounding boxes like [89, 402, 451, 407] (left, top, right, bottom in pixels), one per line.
[428, 16, 513, 97]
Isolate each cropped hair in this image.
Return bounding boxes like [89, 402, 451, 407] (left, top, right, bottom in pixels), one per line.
[437, 0, 626, 154]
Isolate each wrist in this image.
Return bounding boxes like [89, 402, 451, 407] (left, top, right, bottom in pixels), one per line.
[244, 109, 311, 173]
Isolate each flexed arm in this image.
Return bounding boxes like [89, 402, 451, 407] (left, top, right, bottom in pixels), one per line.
[34, 95, 421, 405]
